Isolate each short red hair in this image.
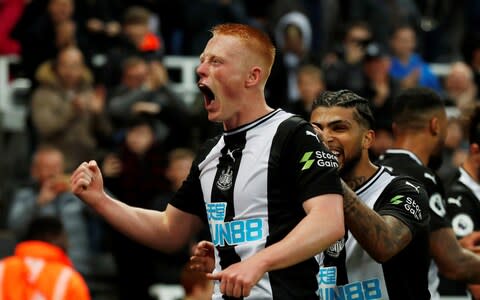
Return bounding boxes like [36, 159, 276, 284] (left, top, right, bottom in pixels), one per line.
[211, 23, 276, 77]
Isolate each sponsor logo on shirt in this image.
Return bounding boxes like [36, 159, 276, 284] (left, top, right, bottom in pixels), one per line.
[390, 194, 423, 220]
[300, 151, 339, 171]
[206, 202, 264, 246]
[318, 267, 383, 300]
[390, 195, 404, 205]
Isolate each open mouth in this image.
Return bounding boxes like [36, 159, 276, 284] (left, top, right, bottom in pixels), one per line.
[330, 150, 340, 157]
[198, 83, 215, 105]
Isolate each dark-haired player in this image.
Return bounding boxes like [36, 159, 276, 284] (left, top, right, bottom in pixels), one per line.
[443, 105, 480, 298]
[379, 87, 480, 300]
[311, 90, 431, 299]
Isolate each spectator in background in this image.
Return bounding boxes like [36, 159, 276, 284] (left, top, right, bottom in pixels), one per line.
[389, 24, 442, 93]
[159, 148, 196, 204]
[348, 0, 420, 49]
[182, 0, 249, 55]
[7, 145, 91, 276]
[107, 56, 192, 150]
[153, 148, 197, 284]
[462, 35, 480, 100]
[74, 0, 123, 58]
[13, 0, 78, 85]
[101, 115, 170, 300]
[102, 5, 163, 88]
[285, 64, 325, 120]
[31, 46, 112, 172]
[0, 216, 90, 300]
[361, 41, 400, 129]
[437, 117, 468, 186]
[322, 21, 372, 95]
[267, 10, 318, 109]
[444, 61, 478, 114]
[0, 0, 25, 55]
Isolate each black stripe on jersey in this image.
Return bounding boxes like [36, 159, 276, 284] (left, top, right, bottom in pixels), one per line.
[211, 131, 247, 300]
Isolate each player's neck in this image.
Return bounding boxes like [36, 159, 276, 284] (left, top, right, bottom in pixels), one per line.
[342, 158, 378, 190]
[392, 135, 431, 166]
[223, 99, 273, 131]
[463, 158, 480, 183]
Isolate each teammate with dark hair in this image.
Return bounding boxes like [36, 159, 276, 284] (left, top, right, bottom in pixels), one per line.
[379, 87, 480, 300]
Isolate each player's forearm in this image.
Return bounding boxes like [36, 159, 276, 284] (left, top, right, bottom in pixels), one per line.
[252, 196, 344, 271]
[93, 193, 187, 252]
[342, 182, 412, 262]
[431, 228, 480, 282]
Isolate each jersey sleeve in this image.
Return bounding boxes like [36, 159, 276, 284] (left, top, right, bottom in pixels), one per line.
[445, 184, 479, 238]
[283, 122, 343, 204]
[375, 177, 430, 237]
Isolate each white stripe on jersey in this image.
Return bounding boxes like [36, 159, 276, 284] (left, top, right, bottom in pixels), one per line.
[345, 166, 395, 299]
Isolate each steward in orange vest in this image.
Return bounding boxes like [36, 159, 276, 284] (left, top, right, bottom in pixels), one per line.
[0, 216, 90, 300]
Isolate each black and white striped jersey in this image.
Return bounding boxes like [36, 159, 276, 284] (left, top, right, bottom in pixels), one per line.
[378, 149, 450, 299]
[439, 167, 480, 297]
[319, 166, 431, 300]
[170, 109, 343, 299]
[445, 167, 480, 238]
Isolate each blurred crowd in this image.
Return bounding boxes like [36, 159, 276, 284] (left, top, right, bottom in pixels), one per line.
[0, 0, 480, 299]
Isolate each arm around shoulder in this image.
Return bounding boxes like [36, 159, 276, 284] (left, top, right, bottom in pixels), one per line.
[341, 181, 414, 263]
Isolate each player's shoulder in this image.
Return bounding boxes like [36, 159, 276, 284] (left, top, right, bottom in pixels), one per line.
[381, 154, 438, 187]
[194, 134, 223, 165]
[383, 174, 428, 198]
[275, 113, 320, 144]
[447, 177, 474, 199]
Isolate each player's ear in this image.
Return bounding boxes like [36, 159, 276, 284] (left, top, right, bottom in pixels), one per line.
[430, 117, 440, 136]
[245, 66, 261, 87]
[363, 129, 375, 149]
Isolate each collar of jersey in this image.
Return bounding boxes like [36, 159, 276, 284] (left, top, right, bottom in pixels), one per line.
[459, 167, 480, 199]
[355, 165, 386, 194]
[223, 109, 282, 136]
[385, 149, 423, 166]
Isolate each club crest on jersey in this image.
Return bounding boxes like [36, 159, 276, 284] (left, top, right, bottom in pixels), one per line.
[216, 166, 233, 191]
[326, 238, 345, 258]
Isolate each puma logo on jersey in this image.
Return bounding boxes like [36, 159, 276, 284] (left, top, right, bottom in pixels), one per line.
[405, 181, 421, 194]
[226, 148, 241, 162]
[447, 196, 462, 207]
[306, 130, 320, 142]
[423, 172, 437, 184]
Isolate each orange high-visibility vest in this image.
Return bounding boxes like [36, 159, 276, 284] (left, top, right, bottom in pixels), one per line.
[0, 241, 90, 300]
